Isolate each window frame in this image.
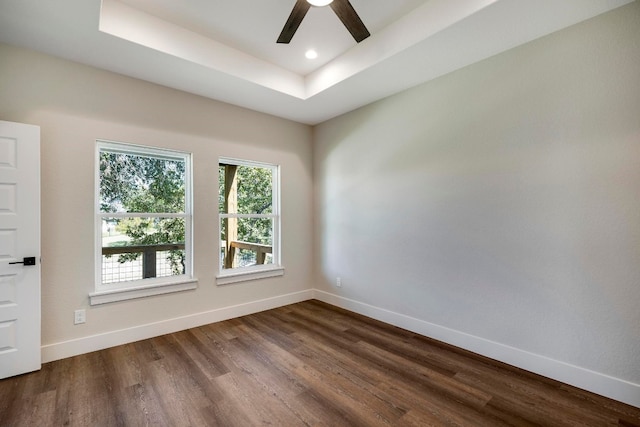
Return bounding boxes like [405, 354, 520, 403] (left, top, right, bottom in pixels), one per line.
[91, 140, 196, 305]
[217, 157, 283, 285]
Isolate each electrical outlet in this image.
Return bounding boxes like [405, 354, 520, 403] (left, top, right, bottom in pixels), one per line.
[74, 309, 86, 325]
[336, 277, 342, 287]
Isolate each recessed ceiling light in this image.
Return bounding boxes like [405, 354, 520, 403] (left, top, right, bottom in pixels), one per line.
[307, 0, 333, 6]
[305, 49, 318, 59]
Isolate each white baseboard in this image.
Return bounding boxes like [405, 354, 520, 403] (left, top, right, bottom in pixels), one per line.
[41, 289, 313, 364]
[312, 289, 640, 409]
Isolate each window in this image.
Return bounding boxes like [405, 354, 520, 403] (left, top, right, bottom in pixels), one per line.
[218, 158, 282, 284]
[92, 141, 195, 304]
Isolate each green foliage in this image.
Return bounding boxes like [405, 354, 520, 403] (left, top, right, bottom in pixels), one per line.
[219, 165, 273, 215]
[237, 166, 273, 215]
[219, 164, 274, 265]
[100, 152, 185, 213]
[100, 153, 276, 273]
[100, 151, 186, 273]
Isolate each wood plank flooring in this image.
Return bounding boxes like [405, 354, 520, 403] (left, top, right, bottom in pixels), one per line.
[1, 300, 639, 426]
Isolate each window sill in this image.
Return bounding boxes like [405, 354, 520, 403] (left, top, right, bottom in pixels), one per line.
[216, 266, 284, 286]
[90, 278, 198, 305]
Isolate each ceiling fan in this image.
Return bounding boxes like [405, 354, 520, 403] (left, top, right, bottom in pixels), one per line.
[277, 0, 370, 44]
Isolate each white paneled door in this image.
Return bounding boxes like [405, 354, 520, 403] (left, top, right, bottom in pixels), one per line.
[0, 120, 41, 379]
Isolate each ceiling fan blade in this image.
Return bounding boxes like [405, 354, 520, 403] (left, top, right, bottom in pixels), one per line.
[330, 0, 370, 43]
[277, 0, 311, 44]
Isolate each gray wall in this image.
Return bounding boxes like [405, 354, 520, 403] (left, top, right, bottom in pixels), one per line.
[314, 2, 640, 396]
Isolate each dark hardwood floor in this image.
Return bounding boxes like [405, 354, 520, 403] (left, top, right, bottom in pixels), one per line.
[1, 300, 639, 426]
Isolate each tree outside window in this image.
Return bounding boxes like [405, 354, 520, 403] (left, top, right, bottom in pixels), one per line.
[97, 141, 192, 288]
[219, 159, 280, 272]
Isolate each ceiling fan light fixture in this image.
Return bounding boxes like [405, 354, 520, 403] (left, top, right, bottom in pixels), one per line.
[278, 0, 369, 44]
[307, 0, 333, 7]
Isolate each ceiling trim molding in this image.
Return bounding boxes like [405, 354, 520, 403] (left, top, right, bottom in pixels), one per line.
[100, 0, 306, 98]
[100, 0, 502, 100]
[0, 0, 634, 124]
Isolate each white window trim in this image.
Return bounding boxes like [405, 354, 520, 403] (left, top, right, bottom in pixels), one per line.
[95, 140, 196, 303]
[217, 157, 282, 285]
[216, 266, 284, 286]
[90, 278, 198, 305]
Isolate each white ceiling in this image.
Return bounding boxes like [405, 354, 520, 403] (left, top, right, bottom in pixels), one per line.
[117, 0, 428, 76]
[0, 0, 633, 125]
